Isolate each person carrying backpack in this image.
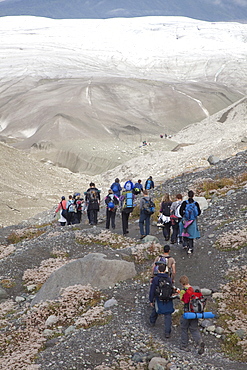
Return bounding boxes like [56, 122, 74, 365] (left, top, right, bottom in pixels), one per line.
[151, 244, 176, 283]
[105, 189, 119, 230]
[66, 195, 77, 225]
[119, 181, 135, 236]
[160, 193, 172, 242]
[139, 190, 154, 239]
[110, 178, 122, 198]
[149, 264, 177, 338]
[54, 196, 67, 226]
[170, 193, 183, 244]
[179, 275, 205, 354]
[179, 190, 201, 254]
[85, 182, 101, 225]
[145, 176, 154, 190]
[133, 179, 143, 195]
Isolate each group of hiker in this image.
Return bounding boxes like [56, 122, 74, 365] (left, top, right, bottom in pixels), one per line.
[55, 177, 205, 354]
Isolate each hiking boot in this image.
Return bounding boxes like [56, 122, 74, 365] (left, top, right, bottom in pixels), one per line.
[165, 333, 171, 338]
[187, 248, 192, 254]
[140, 235, 146, 239]
[198, 342, 205, 355]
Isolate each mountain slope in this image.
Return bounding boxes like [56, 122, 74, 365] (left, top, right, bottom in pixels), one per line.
[0, 0, 247, 22]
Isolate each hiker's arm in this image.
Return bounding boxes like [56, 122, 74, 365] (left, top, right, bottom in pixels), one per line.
[195, 202, 201, 216]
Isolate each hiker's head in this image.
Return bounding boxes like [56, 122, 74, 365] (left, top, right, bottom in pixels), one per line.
[138, 179, 142, 183]
[179, 275, 189, 286]
[162, 193, 170, 202]
[176, 193, 183, 200]
[143, 190, 148, 196]
[158, 264, 166, 273]
[164, 244, 170, 253]
[115, 178, 119, 183]
[61, 196, 65, 200]
[149, 176, 153, 180]
[188, 190, 194, 198]
[108, 189, 113, 194]
[69, 195, 73, 200]
[90, 182, 95, 187]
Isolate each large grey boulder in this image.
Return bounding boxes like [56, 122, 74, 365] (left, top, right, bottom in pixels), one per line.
[194, 196, 208, 211]
[32, 253, 136, 306]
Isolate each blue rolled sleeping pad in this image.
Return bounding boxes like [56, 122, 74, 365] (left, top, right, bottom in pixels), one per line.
[183, 312, 215, 319]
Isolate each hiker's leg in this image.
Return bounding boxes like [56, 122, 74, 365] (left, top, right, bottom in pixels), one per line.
[150, 306, 158, 324]
[145, 214, 150, 235]
[163, 222, 170, 240]
[188, 238, 194, 251]
[180, 316, 190, 348]
[111, 211, 116, 229]
[171, 223, 178, 243]
[106, 210, 111, 229]
[139, 211, 145, 236]
[122, 212, 128, 234]
[164, 313, 172, 335]
[189, 318, 202, 345]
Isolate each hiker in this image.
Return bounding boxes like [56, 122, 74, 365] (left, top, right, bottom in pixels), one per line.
[151, 244, 176, 283]
[145, 176, 154, 190]
[110, 178, 122, 198]
[55, 196, 67, 226]
[74, 194, 83, 224]
[85, 182, 101, 225]
[179, 275, 205, 354]
[139, 189, 152, 239]
[66, 195, 77, 225]
[105, 189, 119, 230]
[170, 193, 183, 244]
[119, 181, 135, 235]
[160, 193, 172, 241]
[133, 179, 143, 195]
[179, 190, 201, 254]
[149, 264, 175, 338]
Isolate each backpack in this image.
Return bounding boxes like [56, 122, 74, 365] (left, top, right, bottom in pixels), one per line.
[67, 201, 76, 213]
[123, 191, 134, 208]
[87, 189, 99, 203]
[174, 201, 182, 218]
[153, 256, 172, 276]
[111, 183, 119, 194]
[184, 200, 199, 221]
[76, 199, 82, 212]
[107, 201, 115, 211]
[124, 181, 133, 191]
[146, 179, 152, 190]
[188, 289, 207, 313]
[155, 276, 173, 302]
[161, 202, 171, 216]
[142, 198, 155, 215]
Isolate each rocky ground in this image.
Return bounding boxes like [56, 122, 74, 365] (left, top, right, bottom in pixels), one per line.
[0, 150, 246, 369]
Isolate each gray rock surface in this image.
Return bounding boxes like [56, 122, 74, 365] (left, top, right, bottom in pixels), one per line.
[32, 253, 136, 305]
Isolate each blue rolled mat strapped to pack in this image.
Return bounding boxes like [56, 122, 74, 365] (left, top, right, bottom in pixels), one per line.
[183, 312, 215, 319]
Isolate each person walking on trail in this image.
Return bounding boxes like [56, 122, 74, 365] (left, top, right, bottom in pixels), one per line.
[139, 189, 152, 239]
[66, 195, 76, 225]
[119, 181, 135, 236]
[179, 275, 205, 354]
[160, 193, 172, 242]
[149, 264, 176, 338]
[170, 193, 183, 244]
[85, 182, 101, 225]
[145, 176, 154, 190]
[134, 179, 143, 195]
[105, 189, 119, 230]
[55, 196, 67, 226]
[179, 190, 201, 254]
[110, 178, 122, 198]
[151, 244, 176, 283]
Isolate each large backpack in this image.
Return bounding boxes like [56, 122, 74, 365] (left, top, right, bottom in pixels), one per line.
[161, 202, 171, 216]
[155, 276, 173, 302]
[111, 183, 119, 194]
[123, 190, 134, 208]
[184, 200, 199, 221]
[153, 256, 172, 276]
[87, 189, 99, 203]
[188, 289, 207, 313]
[67, 200, 77, 213]
[146, 179, 152, 190]
[142, 198, 155, 215]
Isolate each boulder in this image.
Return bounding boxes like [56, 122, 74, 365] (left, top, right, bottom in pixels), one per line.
[148, 357, 169, 370]
[194, 196, 208, 211]
[31, 253, 136, 305]
[140, 235, 160, 244]
[207, 155, 220, 165]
